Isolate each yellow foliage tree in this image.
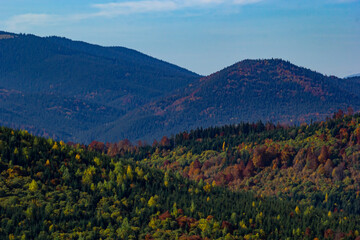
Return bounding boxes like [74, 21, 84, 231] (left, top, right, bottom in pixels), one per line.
[82, 166, 96, 186]
[135, 167, 144, 179]
[203, 183, 211, 193]
[212, 180, 216, 187]
[164, 171, 169, 187]
[52, 143, 59, 150]
[127, 165, 133, 181]
[29, 180, 38, 192]
[324, 193, 328, 203]
[93, 157, 101, 166]
[148, 195, 159, 207]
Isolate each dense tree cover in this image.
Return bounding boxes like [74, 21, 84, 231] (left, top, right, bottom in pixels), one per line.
[2, 125, 360, 239]
[339, 76, 360, 99]
[99, 111, 360, 216]
[0, 31, 199, 143]
[101, 59, 360, 142]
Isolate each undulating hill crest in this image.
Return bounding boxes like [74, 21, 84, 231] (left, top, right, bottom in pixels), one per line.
[340, 76, 360, 98]
[0, 31, 199, 101]
[0, 31, 199, 141]
[95, 59, 360, 142]
[1, 31, 359, 143]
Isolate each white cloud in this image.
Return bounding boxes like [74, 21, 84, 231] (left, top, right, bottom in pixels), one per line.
[321, 0, 359, 3]
[4, 14, 60, 31]
[333, 0, 359, 2]
[92, 0, 263, 15]
[233, 0, 263, 4]
[2, 0, 263, 31]
[93, 1, 178, 16]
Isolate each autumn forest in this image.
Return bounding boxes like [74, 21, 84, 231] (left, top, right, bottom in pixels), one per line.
[1, 110, 360, 239]
[1, 31, 360, 240]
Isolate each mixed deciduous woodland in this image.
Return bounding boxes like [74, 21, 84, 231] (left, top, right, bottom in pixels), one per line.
[1, 110, 360, 239]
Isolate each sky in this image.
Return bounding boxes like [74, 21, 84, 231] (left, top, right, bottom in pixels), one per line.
[0, 0, 359, 77]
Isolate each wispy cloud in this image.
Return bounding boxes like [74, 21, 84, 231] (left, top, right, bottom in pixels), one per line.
[233, 0, 263, 4]
[2, 0, 263, 31]
[93, 1, 178, 16]
[324, 0, 360, 3]
[4, 14, 60, 31]
[92, 0, 263, 16]
[333, 0, 359, 2]
[2, 0, 359, 32]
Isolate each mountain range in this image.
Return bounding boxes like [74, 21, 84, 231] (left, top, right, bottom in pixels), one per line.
[346, 73, 360, 78]
[0, 31, 359, 143]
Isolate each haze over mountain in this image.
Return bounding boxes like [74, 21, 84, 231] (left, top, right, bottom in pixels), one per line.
[95, 59, 360, 142]
[1, 32, 359, 143]
[0, 31, 199, 140]
[346, 73, 360, 78]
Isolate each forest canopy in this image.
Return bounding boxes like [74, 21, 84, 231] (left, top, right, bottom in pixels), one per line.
[1, 110, 360, 239]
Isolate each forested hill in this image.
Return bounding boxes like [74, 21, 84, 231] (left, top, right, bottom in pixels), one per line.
[1, 31, 360, 143]
[0, 31, 199, 141]
[98, 110, 360, 217]
[340, 76, 360, 98]
[2, 120, 360, 239]
[92, 59, 360, 142]
[0, 31, 198, 99]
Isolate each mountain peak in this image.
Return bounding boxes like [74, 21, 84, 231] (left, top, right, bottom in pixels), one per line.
[346, 73, 360, 78]
[102, 59, 360, 141]
[0, 31, 199, 143]
[200, 58, 331, 95]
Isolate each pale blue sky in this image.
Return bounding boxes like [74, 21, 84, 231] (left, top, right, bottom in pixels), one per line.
[1, 0, 359, 77]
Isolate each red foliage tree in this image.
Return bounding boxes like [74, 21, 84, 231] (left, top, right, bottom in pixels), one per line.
[306, 147, 318, 170]
[160, 136, 170, 147]
[159, 211, 171, 220]
[324, 159, 334, 177]
[88, 140, 106, 152]
[334, 109, 344, 119]
[318, 145, 329, 164]
[332, 162, 345, 181]
[243, 160, 255, 178]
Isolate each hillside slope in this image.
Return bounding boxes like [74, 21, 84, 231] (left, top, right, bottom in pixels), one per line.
[0, 31, 199, 142]
[99, 111, 360, 217]
[94, 59, 360, 142]
[2, 126, 360, 239]
[339, 76, 360, 98]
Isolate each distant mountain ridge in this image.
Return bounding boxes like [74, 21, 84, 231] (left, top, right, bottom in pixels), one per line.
[0, 31, 199, 107]
[92, 59, 360, 142]
[346, 73, 360, 78]
[1, 31, 359, 143]
[0, 31, 199, 141]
